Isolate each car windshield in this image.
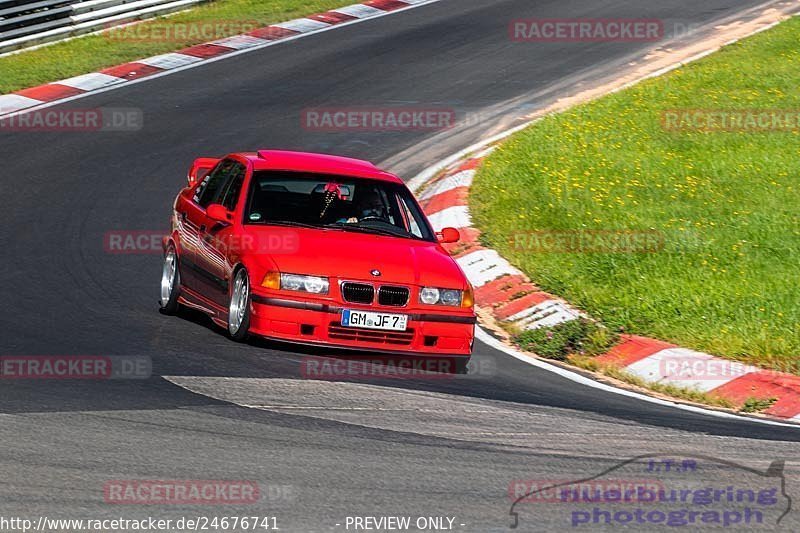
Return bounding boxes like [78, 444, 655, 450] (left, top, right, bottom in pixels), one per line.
[244, 171, 435, 241]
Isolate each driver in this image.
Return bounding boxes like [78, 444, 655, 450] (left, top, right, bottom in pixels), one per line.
[342, 187, 388, 224]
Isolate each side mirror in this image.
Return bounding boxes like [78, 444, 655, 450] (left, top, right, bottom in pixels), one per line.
[206, 204, 231, 224]
[437, 227, 460, 244]
[188, 157, 221, 187]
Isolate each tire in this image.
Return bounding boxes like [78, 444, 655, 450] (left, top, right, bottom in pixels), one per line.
[159, 246, 181, 314]
[228, 268, 251, 342]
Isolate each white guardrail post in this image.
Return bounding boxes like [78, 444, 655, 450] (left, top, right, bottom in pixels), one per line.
[0, 0, 205, 55]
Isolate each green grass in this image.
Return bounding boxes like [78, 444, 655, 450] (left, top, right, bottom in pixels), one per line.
[740, 396, 778, 413]
[0, 0, 356, 93]
[515, 318, 618, 361]
[472, 17, 800, 370]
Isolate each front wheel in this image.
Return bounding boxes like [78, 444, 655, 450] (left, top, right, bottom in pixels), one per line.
[159, 246, 180, 314]
[228, 268, 251, 342]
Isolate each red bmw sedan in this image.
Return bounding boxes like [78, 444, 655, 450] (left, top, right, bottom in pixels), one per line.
[160, 150, 475, 356]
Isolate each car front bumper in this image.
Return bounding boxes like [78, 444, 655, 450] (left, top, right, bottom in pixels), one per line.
[249, 294, 475, 356]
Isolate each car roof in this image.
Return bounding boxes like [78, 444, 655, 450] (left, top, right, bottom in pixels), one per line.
[239, 150, 404, 184]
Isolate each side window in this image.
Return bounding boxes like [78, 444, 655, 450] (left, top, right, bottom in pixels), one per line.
[194, 159, 234, 208]
[219, 163, 246, 211]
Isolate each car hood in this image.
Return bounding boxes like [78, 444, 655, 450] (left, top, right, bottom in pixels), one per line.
[244, 226, 467, 288]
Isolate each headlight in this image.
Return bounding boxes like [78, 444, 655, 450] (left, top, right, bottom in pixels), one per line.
[281, 273, 329, 294]
[419, 287, 464, 306]
[440, 289, 462, 306]
[420, 287, 440, 305]
[262, 271, 329, 294]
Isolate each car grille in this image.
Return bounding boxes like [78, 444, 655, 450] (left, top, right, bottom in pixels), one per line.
[328, 322, 415, 346]
[341, 282, 375, 304]
[378, 286, 409, 307]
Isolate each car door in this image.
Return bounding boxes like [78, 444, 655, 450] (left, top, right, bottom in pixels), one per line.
[180, 159, 236, 299]
[195, 160, 247, 308]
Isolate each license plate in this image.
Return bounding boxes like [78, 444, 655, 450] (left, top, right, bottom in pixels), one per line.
[341, 309, 408, 331]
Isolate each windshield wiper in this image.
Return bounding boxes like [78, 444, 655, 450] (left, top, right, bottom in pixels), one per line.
[324, 223, 410, 239]
[253, 220, 419, 240]
[256, 220, 320, 229]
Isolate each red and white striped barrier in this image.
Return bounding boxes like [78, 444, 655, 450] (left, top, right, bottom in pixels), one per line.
[418, 149, 584, 332]
[0, 0, 436, 116]
[417, 147, 800, 420]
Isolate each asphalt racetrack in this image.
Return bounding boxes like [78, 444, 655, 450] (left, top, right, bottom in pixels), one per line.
[2, 0, 799, 531]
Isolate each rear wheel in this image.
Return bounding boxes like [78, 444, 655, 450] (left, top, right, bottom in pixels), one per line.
[159, 246, 180, 314]
[228, 268, 251, 341]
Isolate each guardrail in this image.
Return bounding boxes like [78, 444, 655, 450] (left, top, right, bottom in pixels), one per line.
[0, 0, 205, 55]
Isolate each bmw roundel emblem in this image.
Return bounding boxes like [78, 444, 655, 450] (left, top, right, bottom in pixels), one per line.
[370, 269, 381, 277]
